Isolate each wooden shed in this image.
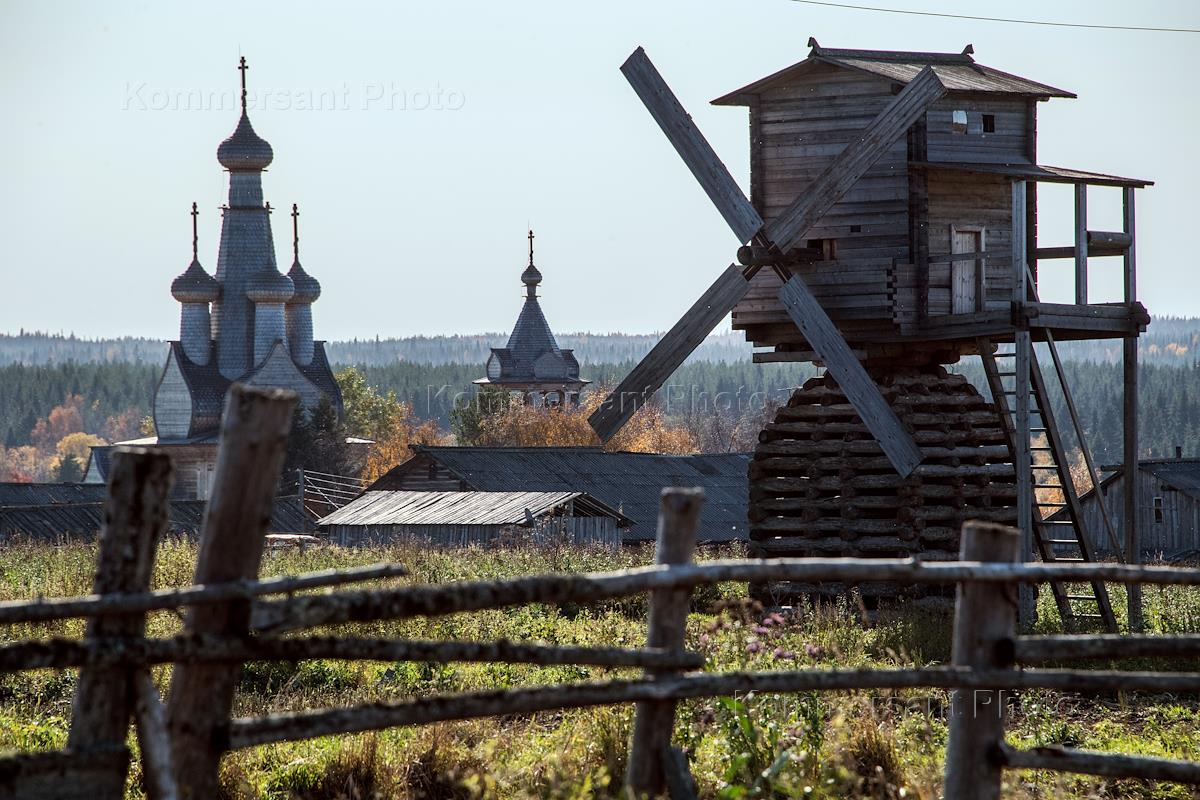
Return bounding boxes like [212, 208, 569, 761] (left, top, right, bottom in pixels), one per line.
[317, 490, 631, 549]
[1050, 455, 1200, 560]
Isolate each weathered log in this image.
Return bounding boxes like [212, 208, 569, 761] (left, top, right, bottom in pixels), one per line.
[0, 562, 410, 626]
[1013, 633, 1200, 663]
[943, 522, 1019, 800]
[134, 670, 178, 800]
[0, 634, 704, 673]
[68, 448, 173, 800]
[224, 667, 1200, 750]
[166, 385, 297, 799]
[0, 746, 129, 800]
[248, 559, 1200, 634]
[999, 743, 1200, 784]
[627, 488, 702, 797]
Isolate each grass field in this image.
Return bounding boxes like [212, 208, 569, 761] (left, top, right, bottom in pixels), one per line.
[1, 539, 1198, 799]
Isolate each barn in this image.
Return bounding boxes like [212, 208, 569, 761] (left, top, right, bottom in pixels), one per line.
[366, 446, 750, 543]
[1050, 453, 1200, 560]
[317, 490, 630, 548]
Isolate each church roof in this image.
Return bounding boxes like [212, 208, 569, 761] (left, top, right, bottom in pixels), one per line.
[217, 112, 274, 171]
[171, 257, 220, 303]
[478, 231, 588, 387]
[287, 259, 321, 303]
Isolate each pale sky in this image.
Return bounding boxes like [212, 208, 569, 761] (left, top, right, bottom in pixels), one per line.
[2, 1, 1197, 340]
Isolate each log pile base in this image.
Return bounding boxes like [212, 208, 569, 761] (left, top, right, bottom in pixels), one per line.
[749, 366, 1016, 609]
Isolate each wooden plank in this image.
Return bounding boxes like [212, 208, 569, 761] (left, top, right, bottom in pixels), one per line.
[1122, 185, 1142, 631]
[588, 264, 748, 442]
[1000, 743, 1200, 784]
[776, 275, 922, 477]
[626, 489, 702, 797]
[165, 385, 297, 797]
[766, 66, 946, 253]
[943, 522, 1019, 800]
[1074, 183, 1087, 304]
[1012, 181, 1036, 627]
[0, 747, 128, 800]
[67, 448, 173, 800]
[134, 670, 179, 800]
[621, 48, 763, 243]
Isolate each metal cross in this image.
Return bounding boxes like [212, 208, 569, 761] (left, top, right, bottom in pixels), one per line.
[238, 56, 249, 112]
[292, 203, 300, 262]
[528, 228, 535, 265]
[191, 202, 199, 259]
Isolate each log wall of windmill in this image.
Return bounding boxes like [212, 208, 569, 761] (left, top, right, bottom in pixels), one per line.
[747, 367, 1018, 608]
[736, 63, 905, 350]
[733, 64, 1034, 352]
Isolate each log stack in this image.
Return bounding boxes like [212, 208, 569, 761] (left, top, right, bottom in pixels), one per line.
[748, 365, 1017, 610]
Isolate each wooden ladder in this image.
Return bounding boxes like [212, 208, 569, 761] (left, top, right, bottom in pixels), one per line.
[979, 337, 1119, 632]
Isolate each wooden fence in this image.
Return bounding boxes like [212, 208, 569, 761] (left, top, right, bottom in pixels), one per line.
[2, 385, 1199, 799]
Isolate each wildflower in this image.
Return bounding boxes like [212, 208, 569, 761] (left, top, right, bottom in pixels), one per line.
[699, 633, 711, 646]
[768, 612, 786, 626]
[746, 640, 763, 654]
[804, 642, 825, 659]
[773, 647, 795, 660]
[753, 625, 771, 636]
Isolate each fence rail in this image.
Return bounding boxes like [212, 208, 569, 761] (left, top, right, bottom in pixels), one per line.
[1, 385, 1197, 799]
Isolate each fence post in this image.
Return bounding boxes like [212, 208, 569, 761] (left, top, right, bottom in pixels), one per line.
[165, 385, 296, 799]
[67, 448, 173, 800]
[943, 520, 1020, 800]
[626, 487, 704, 798]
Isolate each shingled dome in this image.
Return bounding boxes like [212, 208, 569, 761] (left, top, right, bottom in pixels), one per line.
[171, 258, 219, 303]
[217, 112, 274, 171]
[287, 260, 321, 303]
[244, 268, 294, 303]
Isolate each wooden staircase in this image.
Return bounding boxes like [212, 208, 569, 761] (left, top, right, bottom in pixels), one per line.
[979, 337, 1119, 632]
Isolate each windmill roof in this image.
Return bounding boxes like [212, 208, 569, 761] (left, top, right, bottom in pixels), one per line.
[713, 43, 1074, 105]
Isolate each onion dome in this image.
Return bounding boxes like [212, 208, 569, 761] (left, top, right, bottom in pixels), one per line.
[244, 268, 294, 304]
[171, 258, 220, 303]
[217, 112, 274, 171]
[287, 260, 321, 303]
[521, 228, 542, 295]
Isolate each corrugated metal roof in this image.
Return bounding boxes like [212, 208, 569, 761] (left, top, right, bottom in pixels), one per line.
[1144, 460, 1200, 500]
[319, 490, 626, 527]
[0, 495, 312, 541]
[370, 447, 750, 543]
[712, 45, 1074, 105]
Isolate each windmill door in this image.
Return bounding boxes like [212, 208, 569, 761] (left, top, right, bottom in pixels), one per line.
[951, 227, 984, 314]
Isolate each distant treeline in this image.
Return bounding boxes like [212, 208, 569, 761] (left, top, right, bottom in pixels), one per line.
[3, 356, 1198, 462]
[5, 319, 1200, 366]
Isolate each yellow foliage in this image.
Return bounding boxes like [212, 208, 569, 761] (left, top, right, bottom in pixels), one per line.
[56, 432, 107, 465]
[474, 385, 698, 455]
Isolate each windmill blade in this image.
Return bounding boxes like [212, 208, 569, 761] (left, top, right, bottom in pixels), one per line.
[589, 264, 749, 442]
[777, 276, 922, 476]
[621, 47, 764, 243]
[766, 66, 946, 253]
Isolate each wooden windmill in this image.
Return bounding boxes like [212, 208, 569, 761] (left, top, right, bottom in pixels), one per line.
[590, 43, 1151, 629]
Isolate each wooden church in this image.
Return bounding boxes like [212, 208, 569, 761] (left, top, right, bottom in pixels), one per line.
[86, 60, 341, 499]
[590, 41, 1151, 629]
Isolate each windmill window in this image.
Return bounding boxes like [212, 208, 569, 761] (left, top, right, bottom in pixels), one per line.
[982, 114, 996, 133]
[1153, 496, 1164, 523]
[850, 224, 862, 233]
[807, 238, 838, 260]
[951, 109, 968, 134]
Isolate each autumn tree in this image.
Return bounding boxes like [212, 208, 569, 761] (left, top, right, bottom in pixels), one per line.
[29, 394, 86, 452]
[472, 384, 697, 455]
[336, 367, 444, 482]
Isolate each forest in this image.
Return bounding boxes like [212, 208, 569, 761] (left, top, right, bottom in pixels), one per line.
[1, 324, 1197, 481]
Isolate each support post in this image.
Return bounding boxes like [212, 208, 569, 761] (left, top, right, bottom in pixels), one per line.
[1122, 187, 1142, 631]
[166, 385, 296, 799]
[1011, 180, 1036, 627]
[626, 488, 703, 798]
[67, 448, 173, 800]
[943, 521, 1020, 800]
[1074, 183, 1087, 305]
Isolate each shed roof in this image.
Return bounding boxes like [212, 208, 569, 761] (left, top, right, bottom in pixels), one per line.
[912, 161, 1153, 188]
[0, 482, 108, 507]
[0, 495, 311, 541]
[319, 490, 630, 528]
[712, 43, 1074, 105]
[369, 447, 750, 542]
